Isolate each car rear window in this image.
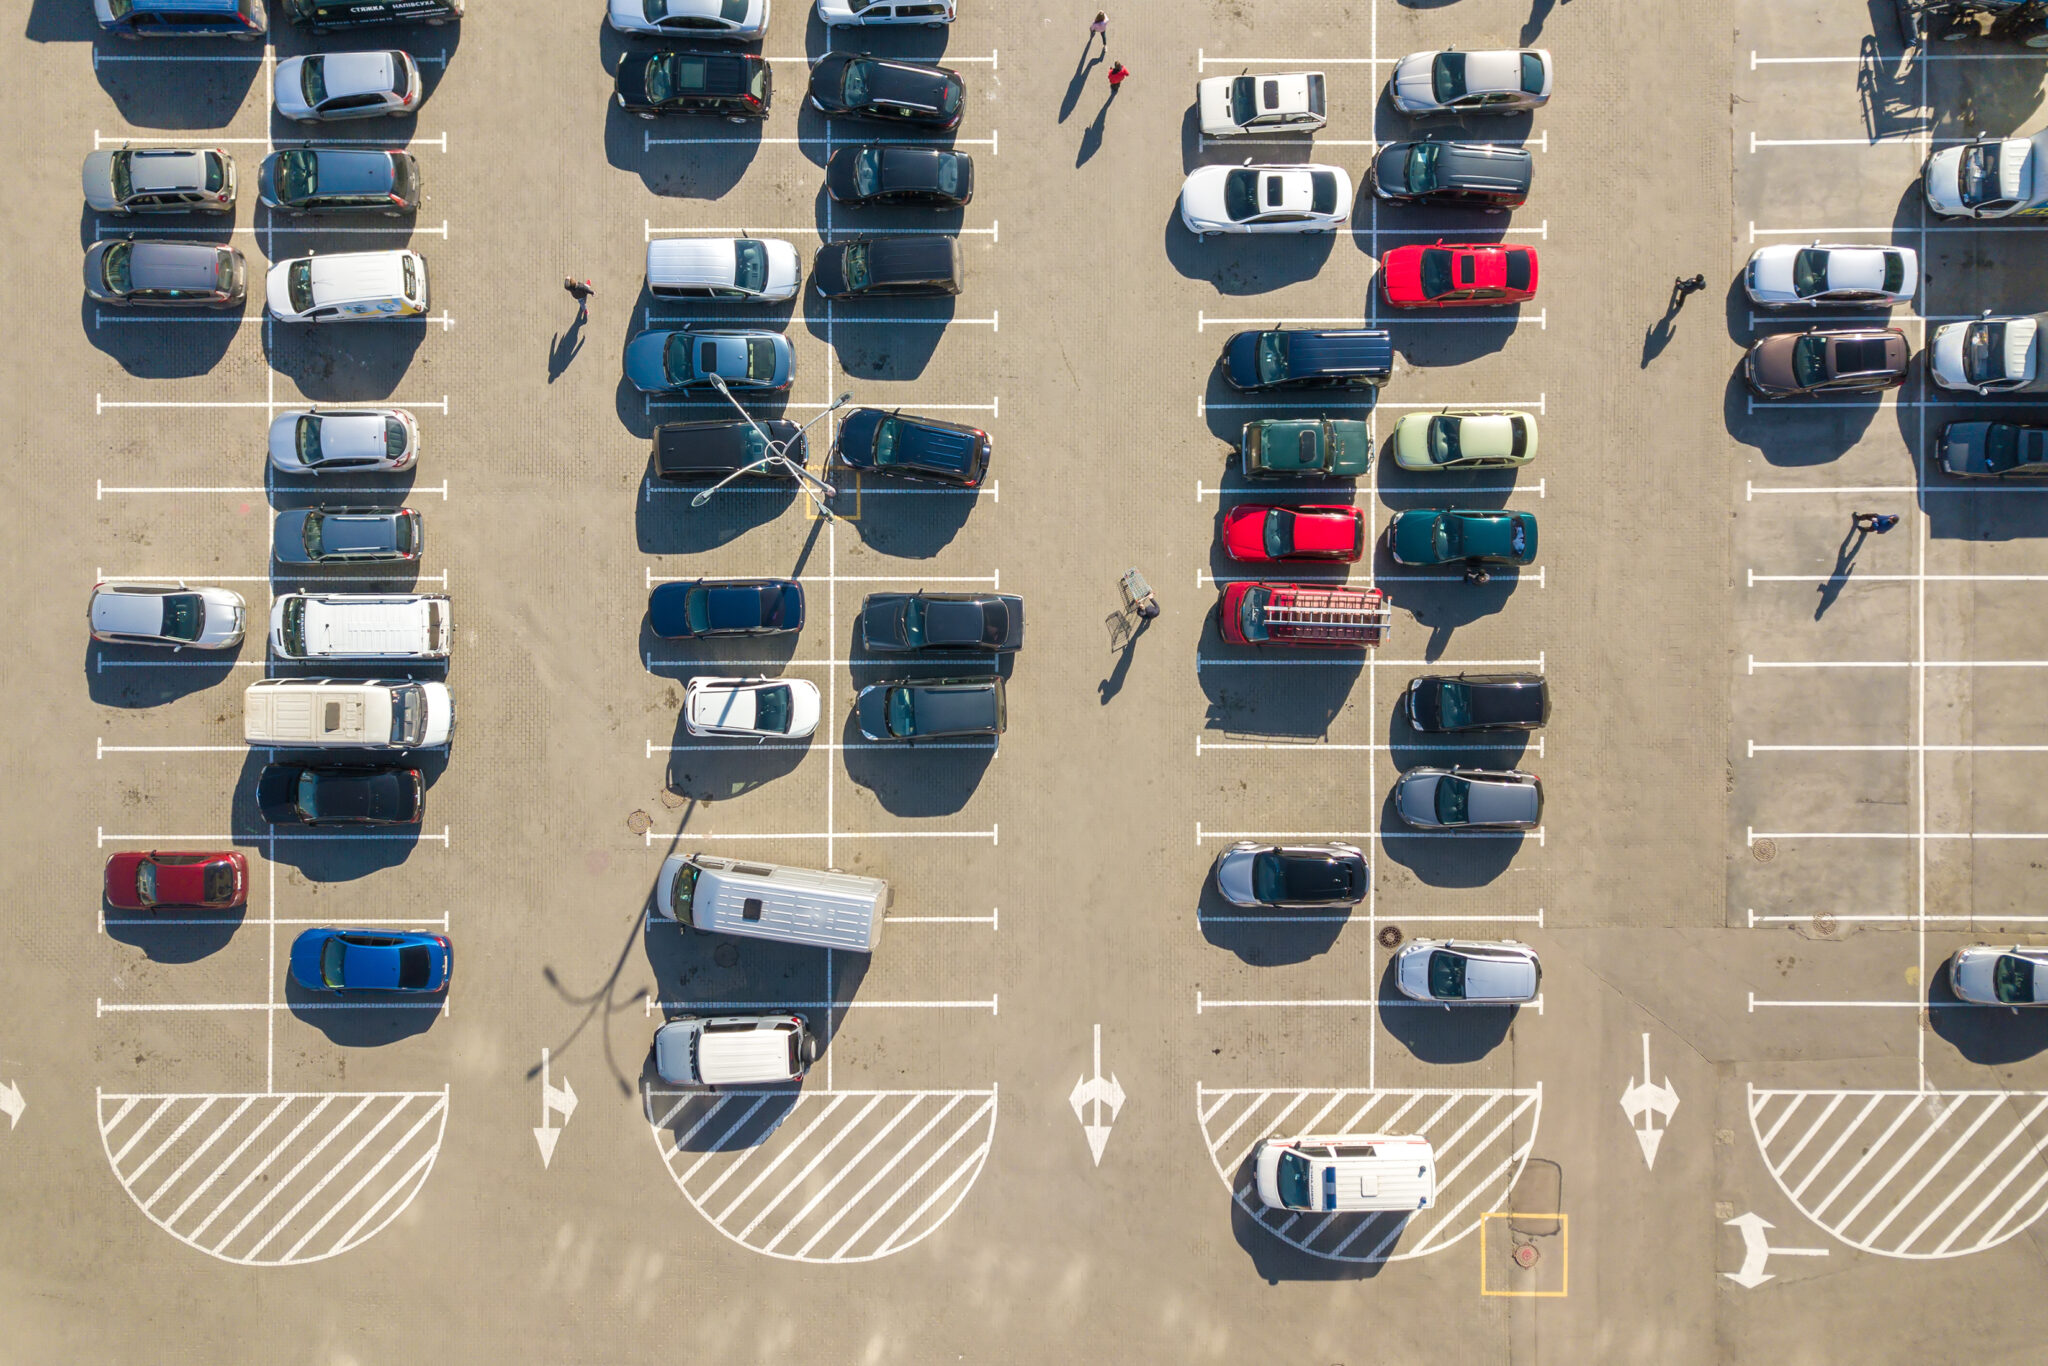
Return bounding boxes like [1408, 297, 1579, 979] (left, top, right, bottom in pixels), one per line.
[391, 57, 411, 99]
[1519, 52, 1545, 94]
[721, 0, 749, 17]
[385, 416, 408, 457]
[942, 74, 963, 114]
[1503, 250, 1531, 291]
[1309, 171, 1339, 214]
[397, 944, 433, 989]
[1881, 251, 1905, 294]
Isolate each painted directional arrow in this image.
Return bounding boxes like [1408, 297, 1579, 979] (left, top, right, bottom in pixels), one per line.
[0, 1079, 21, 1131]
[1723, 1212, 1828, 1288]
[533, 1048, 577, 1169]
[1067, 1024, 1124, 1167]
[1619, 1032, 1679, 1170]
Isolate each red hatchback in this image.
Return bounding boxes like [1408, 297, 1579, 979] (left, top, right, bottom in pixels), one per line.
[1381, 241, 1538, 308]
[104, 851, 248, 911]
[1222, 504, 1367, 562]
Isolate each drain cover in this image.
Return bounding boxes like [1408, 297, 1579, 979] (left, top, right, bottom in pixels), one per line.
[626, 809, 653, 835]
[1513, 1244, 1540, 1270]
[1752, 838, 1778, 863]
[713, 943, 739, 968]
[658, 788, 687, 810]
[1377, 925, 1404, 949]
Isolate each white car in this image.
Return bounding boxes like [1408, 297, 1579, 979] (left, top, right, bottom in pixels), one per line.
[269, 408, 419, 474]
[1389, 49, 1551, 116]
[816, 0, 953, 25]
[1949, 945, 2048, 1005]
[1929, 312, 2048, 392]
[1743, 242, 1918, 309]
[684, 676, 822, 739]
[1179, 162, 1353, 237]
[274, 52, 422, 123]
[266, 248, 429, 322]
[608, 0, 770, 39]
[1394, 939, 1541, 1004]
[1925, 132, 2048, 219]
[89, 582, 247, 650]
[1197, 71, 1328, 136]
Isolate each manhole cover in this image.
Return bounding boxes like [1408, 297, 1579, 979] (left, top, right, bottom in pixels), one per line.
[658, 788, 687, 810]
[713, 943, 739, 968]
[1512, 1244, 1540, 1270]
[1814, 911, 1837, 936]
[626, 809, 653, 835]
[1752, 838, 1778, 863]
[1377, 925, 1404, 949]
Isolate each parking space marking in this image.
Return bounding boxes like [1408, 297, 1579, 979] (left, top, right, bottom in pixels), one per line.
[1198, 310, 1545, 331]
[647, 220, 998, 242]
[94, 222, 451, 239]
[98, 395, 451, 414]
[1199, 910, 1542, 925]
[1751, 50, 2047, 64]
[98, 827, 450, 846]
[1750, 741, 2048, 754]
[93, 131, 449, 152]
[97, 1087, 447, 1267]
[1749, 222, 2048, 238]
[100, 1000, 448, 1014]
[1749, 909, 2048, 925]
[1748, 134, 1965, 150]
[647, 132, 998, 151]
[99, 479, 450, 499]
[1197, 736, 1542, 756]
[644, 310, 997, 330]
[1746, 828, 2048, 842]
[1749, 657, 2048, 670]
[1197, 654, 1545, 670]
[1750, 569, 2048, 584]
[1746, 480, 2048, 498]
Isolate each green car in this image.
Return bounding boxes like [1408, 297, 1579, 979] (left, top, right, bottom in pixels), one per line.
[1392, 410, 1538, 472]
[1387, 509, 1537, 567]
[1241, 418, 1372, 478]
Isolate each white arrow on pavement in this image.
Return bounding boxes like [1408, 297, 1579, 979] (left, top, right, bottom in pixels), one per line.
[1067, 1024, 1124, 1167]
[0, 1080, 22, 1130]
[1619, 1032, 1680, 1170]
[534, 1048, 577, 1169]
[1723, 1212, 1829, 1288]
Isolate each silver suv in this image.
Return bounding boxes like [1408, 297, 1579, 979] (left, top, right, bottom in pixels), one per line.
[83, 238, 245, 308]
[82, 146, 236, 214]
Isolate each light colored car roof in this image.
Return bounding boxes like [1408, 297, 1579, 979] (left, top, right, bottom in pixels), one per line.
[687, 678, 821, 735]
[1447, 413, 1519, 461]
[312, 50, 399, 97]
[1462, 49, 1530, 95]
[91, 586, 175, 638]
[127, 240, 232, 291]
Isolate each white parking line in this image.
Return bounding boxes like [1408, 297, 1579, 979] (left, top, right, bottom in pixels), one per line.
[97, 222, 451, 240]
[1750, 656, 2048, 670]
[100, 572, 446, 585]
[98, 826, 449, 845]
[1750, 909, 2048, 925]
[1751, 50, 2047, 64]
[647, 221, 999, 243]
[1744, 393, 2048, 412]
[1198, 310, 1545, 331]
[99, 479, 450, 498]
[99, 1000, 447, 1014]
[644, 826, 997, 846]
[1748, 827, 2048, 842]
[1197, 655, 1546, 670]
[94, 131, 449, 152]
[98, 395, 450, 414]
[1750, 741, 2048, 754]
[1746, 480, 2048, 498]
[647, 132, 998, 151]
[1750, 222, 2048, 238]
[1199, 910, 1542, 925]
[107, 915, 449, 930]
[1748, 133, 1967, 150]
[1197, 736, 1542, 755]
[643, 309, 998, 330]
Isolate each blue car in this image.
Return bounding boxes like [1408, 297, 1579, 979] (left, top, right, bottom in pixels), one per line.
[290, 928, 450, 994]
[648, 577, 804, 639]
[625, 327, 794, 394]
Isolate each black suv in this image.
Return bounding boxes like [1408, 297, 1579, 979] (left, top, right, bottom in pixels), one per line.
[653, 418, 807, 480]
[1404, 674, 1550, 733]
[616, 50, 771, 119]
[834, 408, 991, 487]
[809, 54, 964, 130]
[1223, 329, 1393, 391]
[1371, 140, 1531, 211]
[826, 144, 975, 206]
[812, 235, 963, 299]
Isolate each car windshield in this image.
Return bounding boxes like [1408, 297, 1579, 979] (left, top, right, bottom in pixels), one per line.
[389, 153, 416, 203]
[668, 862, 700, 925]
[1965, 321, 2010, 385]
[842, 59, 871, 105]
[1959, 141, 2002, 209]
[873, 418, 900, 466]
[287, 259, 315, 314]
[1255, 333, 1287, 385]
[159, 593, 204, 641]
[1263, 509, 1296, 558]
[663, 332, 694, 384]
[274, 149, 316, 202]
[302, 56, 328, 107]
[1237, 586, 1272, 642]
[1419, 248, 1456, 298]
[1435, 775, 1471, 824]
[934, 152, 964, 196]
[295, 415, 323, 465]
[1432, 517, 1457, 560]
[1791, 335, 1831, 388]
[746, 338, 778, 380]
[384, 416, 408, 457]
[887, 687, 916, 737]
[1429, 950, 1468, 999]
[1222, 168, 1260, 222]
[753, 685, 793, 733]
[1428, 416, 1463, 465]
[204, 863, 236, 902]
[297, 770, 325, 819]
[841, 242, 872, 292]
[390, 58, 411, 99]
[390, 684, 424, 746]
[721, 0, 748, 18]
[1437, 682, 1471, 729]
[110, 152, 135, 201]
[1405, 142, 1439, 192]
[1996, 954, 2037, 1004]
[1250, 852, 1291, 904]
[1986, 424, 2020, 467]
[203, 152, 225, 193]
[1275, 1151, 1312, 1209]
[1519, 52, 1545, 93]
[898, 597, 927, 646]
[102, 241, 132, 294]
[135, 862, 158, 904]
[1432, 52, 1467, 103]
[320, 936, 348, 987]
[1230, 76, 1257, 125]
[300, 514, 328, 558]
[683, 587, 711, 634]
[853, 148, 882, 196]
[213, 251, 234, 294]
[278, 598, 307, 656]
[1791, 248, 1830, 299]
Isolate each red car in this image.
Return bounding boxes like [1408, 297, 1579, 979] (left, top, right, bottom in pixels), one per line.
[1221, 503, 1367, 562]
[104, 851, 248, 911]
[1380, 241, 1538, 308]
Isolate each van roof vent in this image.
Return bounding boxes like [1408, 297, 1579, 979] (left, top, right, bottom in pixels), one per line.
[742, 897, 763, 921]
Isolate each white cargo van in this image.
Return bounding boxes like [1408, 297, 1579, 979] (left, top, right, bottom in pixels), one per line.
[652, 1013, 817, 1086]
[269, 593, 451, 661]
[651, 853, 885, 952]
[1253, 1133, 1437, 1213]
[243, 677, 454, 749]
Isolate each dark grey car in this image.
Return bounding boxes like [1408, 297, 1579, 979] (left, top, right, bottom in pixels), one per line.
[855, 676, 1006, 741]
[859, 592, 1024, 652]
[258, 146, 420, 214]
[273, 507, 422, 564]
[1405, 674, 1549, 732]
[1393, 766, 1543, 829]
[83, 238, 246, 307]
[1938, 420, 2048, 477]
[812, 235, 964, 300]
[82, 147, 236, 214]
[1371, 140, 1530, 210]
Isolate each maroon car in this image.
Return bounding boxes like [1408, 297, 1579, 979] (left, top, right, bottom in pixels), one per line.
[1744, 326, 1910, 398]
[104, 851, 248, 911]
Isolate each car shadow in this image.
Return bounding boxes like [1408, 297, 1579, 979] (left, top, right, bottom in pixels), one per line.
[1928, 36, 2048, 136]
[836, 477, 978, 558]
[1385, 308, 1524, 369]
[265, 320, 428, 403]
[1724, 360, 1886, 466]
[838, 699, 996, 816]
[1196, 615, 1362, 739]
[1385, 703, 1531, 770]
[284, 974, 443, 1045]
[1374, 784, 1524, 887]
[1196, 878, 1350, 966]
[1376, 957, 1518, 1060]
[1929, 960, 2048, 1062]
[605, 85, 760, 200]
[806, 306, 952, 383]
[1228, 1155, 1391, 1281]
[85, 640, 242, 707]
[635, 464, 801, 555]
[657, 677, 813, 800]
[1199, 366, 1379, 445]
[1372, 535, 1520, 660]
[80, 291, 242, 378]
[1161, 202, 1340, 294]
[92, 41, 261, 129]
[105, 898, 246, 963]
[1923, 450, 2048, 541]
[27, 0, 103, 40]
[236, 748, 434, 882]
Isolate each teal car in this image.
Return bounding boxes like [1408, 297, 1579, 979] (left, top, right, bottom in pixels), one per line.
[1241, 417, 1372, 478]
[1387, 509, 1537, 566]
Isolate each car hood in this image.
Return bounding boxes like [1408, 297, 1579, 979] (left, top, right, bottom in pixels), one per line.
[1747, 333, 1804, 391]
[289, 931, 328, 987]
[1390, 52, 1439, 109]
[81, 150, 120, 209]
[103, 852, 147, 908]
[1396, 947, 1435, 998]
[1395, 771, 1443, 825]
[1223, 331, 1265, 388]
[653, 1020, 700, 1084]
[1930, 321, 1969, 387]
[861, 596, 915, 646]
[615, 52, 654, 104]
[1196, 76, 1238, 133]
[1748, 246, 1800, 299]
[1222, 507, 1271, 559]
[625, 331, 676, 391]
[1389, 511, 1443, 563]
[811, 244, 850, 297]
[1467, 778, 1541, 826]
[1924, 145, 1969, 214]
[808, 53, 853, 107]
[1178, 165, 1235, 226]
[1214, 849, 1258, 905]
[1950, 950, 2001, 1003]
[855, 684, 893, 739]
[1380, 246, 1425, 299]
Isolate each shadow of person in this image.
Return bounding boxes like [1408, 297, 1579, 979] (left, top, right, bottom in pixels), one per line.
[1815, 520, 1868, 619]
[1642, 282, 1685, 368]
[1098, 617, 1148, 703]
[1061, 37, 1105, 124]
[1519, 0, 1568, 45]
[1078, 92, 1112, 167]
[548, 311, 587, 384]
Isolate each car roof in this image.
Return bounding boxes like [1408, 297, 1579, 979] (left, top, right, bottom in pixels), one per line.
[295, 147, 396, 195]
[92, 586, 175, 636]
[305, 251, 408, 301]
[1433, 141, 1534, 188]
[315, 51, 398, 94]
[127, 240, 230, 290]
[1463, 49, 1530, 93]
[127, 149, 209, 194]
[860, 234, 957, 283]
[862, 58, 953, 107]
[902, 680, 999, 732]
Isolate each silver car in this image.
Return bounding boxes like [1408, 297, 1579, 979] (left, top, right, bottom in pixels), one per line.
[608, 0, 770, 39]
[1949, 946, 2048, 1005]
[1212, 842, 1367, 909]
[1395, 939, 1541, 1004]
[89, 582, 247, 649]
[1389, 48, 1552, 116]
[275, 51, 423, 122]
[83, 239, 246, 308]
[82, 146, 236, 214]
[1392, 766, 1543, 830]
[268, 409, 419, 474]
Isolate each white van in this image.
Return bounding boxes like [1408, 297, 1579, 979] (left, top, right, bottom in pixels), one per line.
[646, 237, 800, 302]
[1253, 1133, 1437, 1214]
[652, 853, 885, 952]
[653, 1013, 817, 1086]
[265, 248, 428, 321]
[816, 0, 954, 25]
[270, 593, 451, 661]
[243, 677, 455, 749]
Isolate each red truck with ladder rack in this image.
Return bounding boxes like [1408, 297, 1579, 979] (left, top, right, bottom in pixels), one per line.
[1218, 581, 1390, 648]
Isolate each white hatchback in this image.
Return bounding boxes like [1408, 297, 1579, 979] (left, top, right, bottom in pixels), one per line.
[1179, 162, 1353, 237]
[684, 676, 822, 739]
[89, 582, 247, 650]
[1743, 241, 1919, 309]
[269, 408, 419, 474]
[1389, 48, 1551, 116]
[1394, 938, 1541, 1004]
[275, 51, 422, 122]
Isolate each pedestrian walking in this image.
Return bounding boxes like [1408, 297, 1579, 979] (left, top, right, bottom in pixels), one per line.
[1464, 565, 1492, 585]
[1107, 61, 1128, 94]
[1852, 511, 1901, 533]
[1675, 273, 1707, 295]
[1088, 10, 1107, 43]
[564, 276, 594, 318]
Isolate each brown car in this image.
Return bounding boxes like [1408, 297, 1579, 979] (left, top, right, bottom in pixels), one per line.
[1744, 326, 1911, 398]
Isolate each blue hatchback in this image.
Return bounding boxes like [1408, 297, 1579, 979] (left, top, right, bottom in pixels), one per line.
[624, 328, 793, 394]
[290, 928, 450, 993]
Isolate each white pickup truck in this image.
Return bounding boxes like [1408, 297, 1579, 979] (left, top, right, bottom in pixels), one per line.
[1926, 130, 2048, 219]
[269, 592, 451, 661]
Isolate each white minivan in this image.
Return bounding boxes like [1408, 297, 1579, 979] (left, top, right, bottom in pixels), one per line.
[652, 853, 885, 952]
[266, 248, 428, 321]
[816, 0, 953, 23]
[1254, 1133, 1437, 1214]
[269, 593, 451, 662]
[652, 1013, 818, 1086]
[243, 677, 454, 749]
[646, 237, 800, 302]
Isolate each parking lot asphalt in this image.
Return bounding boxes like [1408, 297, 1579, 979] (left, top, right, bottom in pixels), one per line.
[12, 0, 2048, 1360]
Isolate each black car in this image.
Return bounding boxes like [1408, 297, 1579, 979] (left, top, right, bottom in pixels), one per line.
[258, 146, 421, 215]
[653, 418, 807, 481]
[860, 592, 1025, 652]
[1405, 673, 1550, 733]
[648, 578, 804, 639]
[1213, 842, 1368, 909]
[812, 235, 963, 300]
[616, 50, 771, 120]
[273, 507, 422, 564]
[808, 54, 964, 130]
[826, 144, 975, 206]
[1222, 328, 1393, 391]
[257, 764, 423, 826]
[855, 676, 1006, 741]
[833, 408, 990, 487]
[1371, 140, 1531, 211]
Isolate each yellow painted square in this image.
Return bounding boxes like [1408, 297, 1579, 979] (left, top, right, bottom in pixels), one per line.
[1478, 1212, 1568, 1298]
[809, 471, 859, 521]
